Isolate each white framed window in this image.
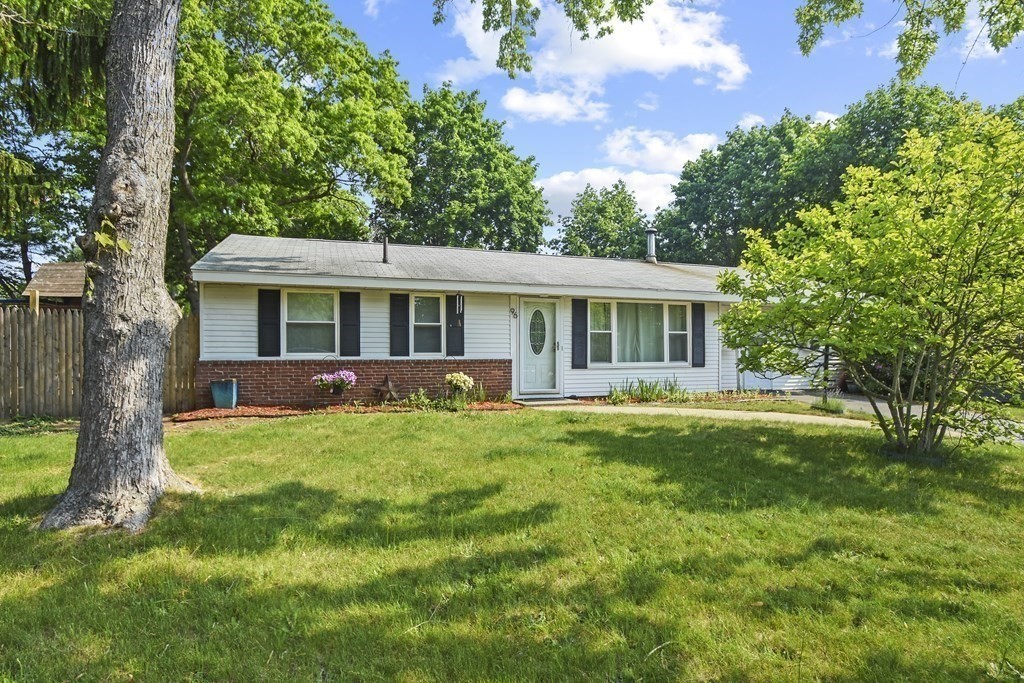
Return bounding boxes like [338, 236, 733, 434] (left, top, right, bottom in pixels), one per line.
[668, 304, 689, 362]
[412, 294, 444, 354]
[284, 290, 337, 356]
[589, 301, 612, 363]
[583, 300, 691, 366]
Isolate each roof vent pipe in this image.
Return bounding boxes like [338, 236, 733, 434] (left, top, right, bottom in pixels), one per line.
[645, 227, 658, 264]
[382, 232, 389, 264]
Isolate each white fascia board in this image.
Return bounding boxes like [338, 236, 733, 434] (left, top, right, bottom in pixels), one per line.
[191, 270, 740, 303]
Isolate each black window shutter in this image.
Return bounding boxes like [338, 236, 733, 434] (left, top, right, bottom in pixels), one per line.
[339, 291, 360, 357]
[257, 289, 281, 357]
[390, 293, 410, 356]
[571, 298, 588, 369]
[692, 303, 706, 368]
[446, 294, 465, 356]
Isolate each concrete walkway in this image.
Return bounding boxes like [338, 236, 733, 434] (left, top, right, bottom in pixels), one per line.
[532, 403, 878, 429]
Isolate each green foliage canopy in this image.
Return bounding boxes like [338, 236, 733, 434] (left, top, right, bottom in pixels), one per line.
[550, 180, 647, 259]
[373, 84, 548, 252]
[654, 83, 981, 267]
[654, 113, 814, 266]
[795, 0, 1024, 79]
[718, 109, 1024, 454]
[168, 0, 412, 304]
[0, 0, 104, 293]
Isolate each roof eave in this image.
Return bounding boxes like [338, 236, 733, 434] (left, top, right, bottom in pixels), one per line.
[191, 269, 739, 302]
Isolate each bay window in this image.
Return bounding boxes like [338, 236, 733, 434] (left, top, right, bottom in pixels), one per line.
[285, 291, 337, 355]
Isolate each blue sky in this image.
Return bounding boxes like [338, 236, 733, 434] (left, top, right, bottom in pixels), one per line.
[330, 1, 1023, 238]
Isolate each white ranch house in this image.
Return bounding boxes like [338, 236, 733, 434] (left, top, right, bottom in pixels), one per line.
[190, 234, 805, 406]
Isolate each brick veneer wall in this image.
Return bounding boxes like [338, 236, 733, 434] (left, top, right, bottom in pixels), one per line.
[195, 358, 512, 408]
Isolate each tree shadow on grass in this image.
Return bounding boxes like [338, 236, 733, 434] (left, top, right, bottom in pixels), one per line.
[0, 484, 690, 681]
[330, 483, 559, 548]
[557, 421, 1022, 515]
[0, 479, 561, 571]
[0, 544, 695, 681]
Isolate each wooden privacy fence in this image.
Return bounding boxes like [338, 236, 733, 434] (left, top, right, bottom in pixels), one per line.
[0, 308, 198, 419]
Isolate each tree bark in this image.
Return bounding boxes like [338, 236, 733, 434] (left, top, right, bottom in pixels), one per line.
[40, 0, 196, 532]
[19, 238, 31, 283]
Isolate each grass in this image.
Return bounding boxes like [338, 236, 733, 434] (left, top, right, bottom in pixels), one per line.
[810, 396, 847, 415]
[2, 411, 1024, 681]
[659, 398, 878, 422]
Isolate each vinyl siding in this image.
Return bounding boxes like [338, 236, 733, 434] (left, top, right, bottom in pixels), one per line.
[719, 303, 739, 391]
[199, 284, 511, 361]
[739, 371, 812, 392]
[200, 284, 259, 360]
[464, 294, 512, 359]
[558, 297, 734, 397]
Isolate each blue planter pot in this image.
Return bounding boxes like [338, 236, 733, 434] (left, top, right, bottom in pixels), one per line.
[210, 379, 239, 409]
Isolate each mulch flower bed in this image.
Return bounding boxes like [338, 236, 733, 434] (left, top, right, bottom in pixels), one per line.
[172, 401, 521, 423]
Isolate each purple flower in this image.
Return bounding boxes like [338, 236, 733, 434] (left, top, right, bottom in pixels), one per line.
[311, 369, 357, 391]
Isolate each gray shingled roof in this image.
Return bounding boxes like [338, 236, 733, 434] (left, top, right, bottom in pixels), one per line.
[192, 234, 735, 297]
[22, 263, 86, 297]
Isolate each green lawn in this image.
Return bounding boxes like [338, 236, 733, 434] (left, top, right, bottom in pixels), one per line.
[2, 412, 1023, 681]
[662, 399, 878, 421]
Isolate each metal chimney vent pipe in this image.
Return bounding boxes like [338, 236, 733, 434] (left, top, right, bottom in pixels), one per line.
[645, 227, 658, 264]
[382, 233, 389, 264]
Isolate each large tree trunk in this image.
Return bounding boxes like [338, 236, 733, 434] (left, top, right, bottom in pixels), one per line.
[41, 0, 195, 532]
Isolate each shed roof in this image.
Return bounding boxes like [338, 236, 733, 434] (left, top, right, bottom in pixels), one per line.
[192, 234, 738, 301]
[22, 263, 86, 298]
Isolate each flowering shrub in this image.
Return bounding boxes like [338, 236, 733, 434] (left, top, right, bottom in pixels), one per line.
[445, 372, 474, 395]
[311, 369, 357, 392]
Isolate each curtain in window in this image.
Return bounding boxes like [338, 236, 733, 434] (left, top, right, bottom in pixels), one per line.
[617, 303, 664, 362]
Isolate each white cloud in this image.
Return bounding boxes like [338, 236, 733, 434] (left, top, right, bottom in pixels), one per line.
[527, 0, 749, 91]
[737, 112, 765, 129]
[363, 0, 389, 18]
[812, 110, 839, 124]
[636, 92, 659, 112]
[435, 3, 502, 83]
[501, 83, 609, 124]
[602, 127, 717, 173]
[958, 6, 1004, 61]
[874, 38, 899, 59]
[438, 0, 749, 122]
[539, 167, 678, 218]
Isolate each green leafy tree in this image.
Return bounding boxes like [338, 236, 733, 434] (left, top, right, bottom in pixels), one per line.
[796, 0, 1024, 79]
[654, 113, 813, 266]
[550, 180, 647, 259]
[655, 83, 977, 266]
[0, 0, 103, 296]
[3, 0, 659, 530]
[719, 110, 1024, 455]
[168, 0, 412, 307]
[374, 84, 547, 252]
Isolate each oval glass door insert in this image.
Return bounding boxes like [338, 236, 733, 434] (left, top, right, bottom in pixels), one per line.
[529, 309, 546, 355]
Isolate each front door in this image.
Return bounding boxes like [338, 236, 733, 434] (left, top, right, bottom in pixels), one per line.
[520, 299, 559, 394]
